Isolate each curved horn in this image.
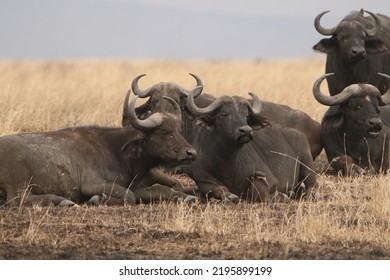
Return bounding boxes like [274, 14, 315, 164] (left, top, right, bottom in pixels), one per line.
[363, 10, 381, 37]
[128, 96, 163, 131]
[189, 73, 203, 97]
[313, 73, 363, 106]
[122, 89, 131, 126]
[131, 74, 152, 98]
[377, 73, 390, 105]
[162, 96, 182, 122]
[248, 92, 262, 114]
[187, 86, 224, 116]
[179, 73, 204, 98]
[314, 11, 338, 36]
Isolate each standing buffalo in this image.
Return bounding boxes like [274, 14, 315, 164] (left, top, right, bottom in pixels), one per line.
[0, 95, 197, 206]
[313, 9, 390, 96]
[128, 74, 322, 159]
[184, 91, 318, 203]
[313, 73, 390, 175]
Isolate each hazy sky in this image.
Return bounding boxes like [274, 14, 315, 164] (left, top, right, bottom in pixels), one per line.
[0, 0, 388, 60]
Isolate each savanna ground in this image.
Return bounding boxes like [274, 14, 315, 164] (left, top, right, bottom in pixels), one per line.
[0, 58, 389, 260]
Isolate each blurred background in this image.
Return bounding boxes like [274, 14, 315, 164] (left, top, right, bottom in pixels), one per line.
[0, 0, 388, 60]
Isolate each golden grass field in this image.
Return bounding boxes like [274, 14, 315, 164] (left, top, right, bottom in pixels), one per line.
[0, 58, 389, 259]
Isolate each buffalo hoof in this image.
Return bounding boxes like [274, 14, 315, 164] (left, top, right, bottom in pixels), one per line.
[125, 192, 136, 205]
[280, 193, 290, 203]
[271, 192, 290, 203]
[223, 194, 239, 204]
[87, 195, 102, 206]
[183, 195, 198, 204]
[58, 199, 77, 207]
[344, 164, 366, 176]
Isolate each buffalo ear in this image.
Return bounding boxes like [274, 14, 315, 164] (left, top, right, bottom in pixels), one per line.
[194, 116, 215, 131]
[122, 103, 152, 127]
[121, 134, 146, 159]
[135, 103, 152, 117]
[365, 38, 389, 54]
[313, 38, 338, 54]
[247, 115, 271, 130]
[322, 114, 344, 133]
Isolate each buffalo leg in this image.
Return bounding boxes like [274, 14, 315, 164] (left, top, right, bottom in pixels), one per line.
[297, 148, 319, 200]
[331, 155, 365, 176]
[246, 171, 287, 203]
[3, 184, 76, 207]
[133, 184, 196, 203]
[12, 193, 75, 206]
[81, 183, 136, 205]
[196, 183, 239, 203]
[246, 172, 271, 202]
[25, 194, 76, 206]
[140, 168, 184, 191]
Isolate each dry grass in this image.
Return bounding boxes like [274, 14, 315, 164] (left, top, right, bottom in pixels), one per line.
[0, 58, 389, 259]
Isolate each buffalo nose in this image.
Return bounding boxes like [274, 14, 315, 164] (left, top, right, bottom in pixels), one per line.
[368, 118, 382, 128]
[351, 47, 366, 57]
[238, 125, 253, 136]
[186, 148, 197, 160]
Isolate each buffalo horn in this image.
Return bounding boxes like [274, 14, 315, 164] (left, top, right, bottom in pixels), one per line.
[186, 73, 203, 97]
[248, 92, 262, 114]
[314, 11, 337, 36]
[313, 73, 364, 106]
[187, 86, 226, 116]
[177, 73, 204, 98]
[128, 96, 163, 130]
[122, 89, 131, 126]
[162, 96, 182, 122]
[378, 73, 390, 105]
[131, 74, 152, 98]
[363, 10, 381, 37]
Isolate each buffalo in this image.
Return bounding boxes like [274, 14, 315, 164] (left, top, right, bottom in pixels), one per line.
[313, 72, 390, 175]
[255, 101, 322, 159]
[183, 91, 318, 203]
[128, 74, 322, 159]
[123, 73, 203, 127]
[0, 94, 197, 206]
[313, 9, 390, 96]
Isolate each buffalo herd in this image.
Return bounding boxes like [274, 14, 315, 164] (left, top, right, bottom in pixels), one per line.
[0, 9, 389, 206]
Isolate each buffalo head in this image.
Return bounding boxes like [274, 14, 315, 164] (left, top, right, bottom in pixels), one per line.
[122, 73, 203, 126]
[187, 90, 269, 147]
[123, 91, 197, 166]
[313, 10, 388, 61]
[313, 72, 390, 138]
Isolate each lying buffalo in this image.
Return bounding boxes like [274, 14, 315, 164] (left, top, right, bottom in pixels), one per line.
[183, 91, 318, 203]
[254, 101, 322, 160]
[0, 94, 197, 206]
[313, 72, 390, 175]
[128, 74, 322, 159]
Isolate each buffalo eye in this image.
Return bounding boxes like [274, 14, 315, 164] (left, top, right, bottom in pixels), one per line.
[221, 112, 229, 118]
[353, 105, 362, 111]
[162, 130, 174, 138]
